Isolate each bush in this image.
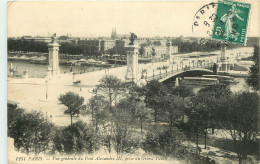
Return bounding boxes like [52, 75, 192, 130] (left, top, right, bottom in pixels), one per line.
[8, 110, 54, 154]
[59, 121, 100, 154]
[142, 125, 187, 158]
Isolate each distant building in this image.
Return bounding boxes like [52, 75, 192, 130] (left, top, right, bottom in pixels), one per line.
[21, 36, 34, 41]
[143, 45, 178, 58]
[172, 46, 178, 54]
[22, 36, 52, 42]
[58, 36, 71, 43]
[8, 37, 18, 40]
[111, 28, 117, 40]
[33, 36, 52, 43]
[117, 34, 130, 39]
[100, 40, 116, 52]
[136, 38, 147, 46]
[116, 39, 127, 48]
[122, 39, 131, 46]
[143, 46, 166, 58]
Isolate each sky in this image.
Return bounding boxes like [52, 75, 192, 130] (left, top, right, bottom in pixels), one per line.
[7, 1, 260, 38]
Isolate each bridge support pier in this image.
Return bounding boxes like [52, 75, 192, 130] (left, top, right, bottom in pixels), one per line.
[125, 41, 139, 83]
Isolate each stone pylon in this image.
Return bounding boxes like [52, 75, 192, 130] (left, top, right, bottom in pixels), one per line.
[220, 43, 228, 72]
[47, 34, 60, 79]
[125, 41, 139, 83]
[166, 37, 172, 62]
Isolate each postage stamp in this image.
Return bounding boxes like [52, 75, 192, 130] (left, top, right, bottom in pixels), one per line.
[212, 0, 251, 45]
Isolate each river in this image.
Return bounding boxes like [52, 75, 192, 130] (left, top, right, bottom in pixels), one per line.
[7, 60, 105, 78]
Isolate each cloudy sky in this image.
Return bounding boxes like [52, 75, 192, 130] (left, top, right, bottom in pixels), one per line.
[8, 1, 260, 37]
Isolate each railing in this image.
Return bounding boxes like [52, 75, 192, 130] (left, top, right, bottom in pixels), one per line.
[145, 62, 214, 81]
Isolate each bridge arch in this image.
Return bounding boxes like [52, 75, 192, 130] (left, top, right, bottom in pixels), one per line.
[159, 69, 213, 84]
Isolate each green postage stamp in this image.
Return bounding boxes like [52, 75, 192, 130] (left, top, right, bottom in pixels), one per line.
[212, 0, 251, 45]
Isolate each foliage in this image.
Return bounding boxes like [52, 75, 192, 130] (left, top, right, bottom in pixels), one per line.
[58, 92, 85, 125]
[60, 121, 100, 154]
[121, 81, 145, 102]
[143, 125, 187, 158]
[96, 75, 123, 111]
[139, 46, 145, 57]
[59, 42, 84, 55]
[223, 91, 259, 164]
[163, 95, 185, 126]
[52, 127, 63, 153]
[7, 39, 102, 56]
[134, 101, 152, 133]
[171, 38, 241, 53]
[186, 95, 209, 148]
[111, 101, 142, 157]
[198, 84, 232, 129]
[153, 41, 161, 46]
[7, 103, 25, 136]
[171, 85, 194, 99]
[8, 39, 48, 53]
[9, 110, 54, 154]
[246, 45, 259, 90]
[106, 46, 126, 56]
[144, 80, 168, 122]
[87, 94, 109, 131]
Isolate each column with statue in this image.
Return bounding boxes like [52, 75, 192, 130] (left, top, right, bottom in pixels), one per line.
[166, 37, 172, 62]
[125, 33, 139, 83]
[220, 42, 228, 72]
[47, 33, 60, 79]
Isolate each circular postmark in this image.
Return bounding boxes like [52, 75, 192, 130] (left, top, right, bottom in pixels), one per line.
[192, 2, 218, 44]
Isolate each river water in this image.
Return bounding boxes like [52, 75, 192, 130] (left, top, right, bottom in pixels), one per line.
[7, 60, 104, 78]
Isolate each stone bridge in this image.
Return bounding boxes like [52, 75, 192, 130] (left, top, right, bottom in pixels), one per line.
[145, 64, 214, 84]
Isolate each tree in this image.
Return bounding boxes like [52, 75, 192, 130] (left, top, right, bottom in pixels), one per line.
[52, 127, 63, 153]
[121, 81, 145, 102]
[139, 46, 145, 58]
[171, 85, 194, 99]
[143, 125, 187, 158]
[198, 84, 232, 134]
[61, 121, 100, 154]
[223, 91, 259, 164]
[163, 95, 185, 127]
[144, 80, 168, 123]
[9, 110, 54, 154]
[186, 96, 209, 149]
[96, 75, 122, 112]
[153, 41, 161, 46]
[8, 103, 25, 136]
[112, 102, 141, 158]
[88, 94, 109, 131]
[247, 45, 259, 90]
[188, 84, 232, 150]
[59, 92, 85, 125]
[135, 101, 151, 133]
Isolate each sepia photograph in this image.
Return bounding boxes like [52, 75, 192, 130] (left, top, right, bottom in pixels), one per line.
[5, 0, 260, 163]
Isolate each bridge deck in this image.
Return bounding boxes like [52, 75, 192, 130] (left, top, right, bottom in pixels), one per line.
[145, 64, 214, 82]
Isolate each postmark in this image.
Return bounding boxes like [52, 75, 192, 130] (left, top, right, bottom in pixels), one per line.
[212, 0, 251, 45]
[192, 2, 218, 42]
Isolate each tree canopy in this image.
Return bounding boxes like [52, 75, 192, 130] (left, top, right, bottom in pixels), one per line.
[247, 45, 259, 90]
[59, 92, 85, 125]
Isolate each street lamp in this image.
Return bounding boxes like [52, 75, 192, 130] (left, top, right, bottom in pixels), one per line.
[45, 80, 48, 100]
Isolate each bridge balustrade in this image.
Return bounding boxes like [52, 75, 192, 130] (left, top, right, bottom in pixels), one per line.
[146, 63, 214, 81]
